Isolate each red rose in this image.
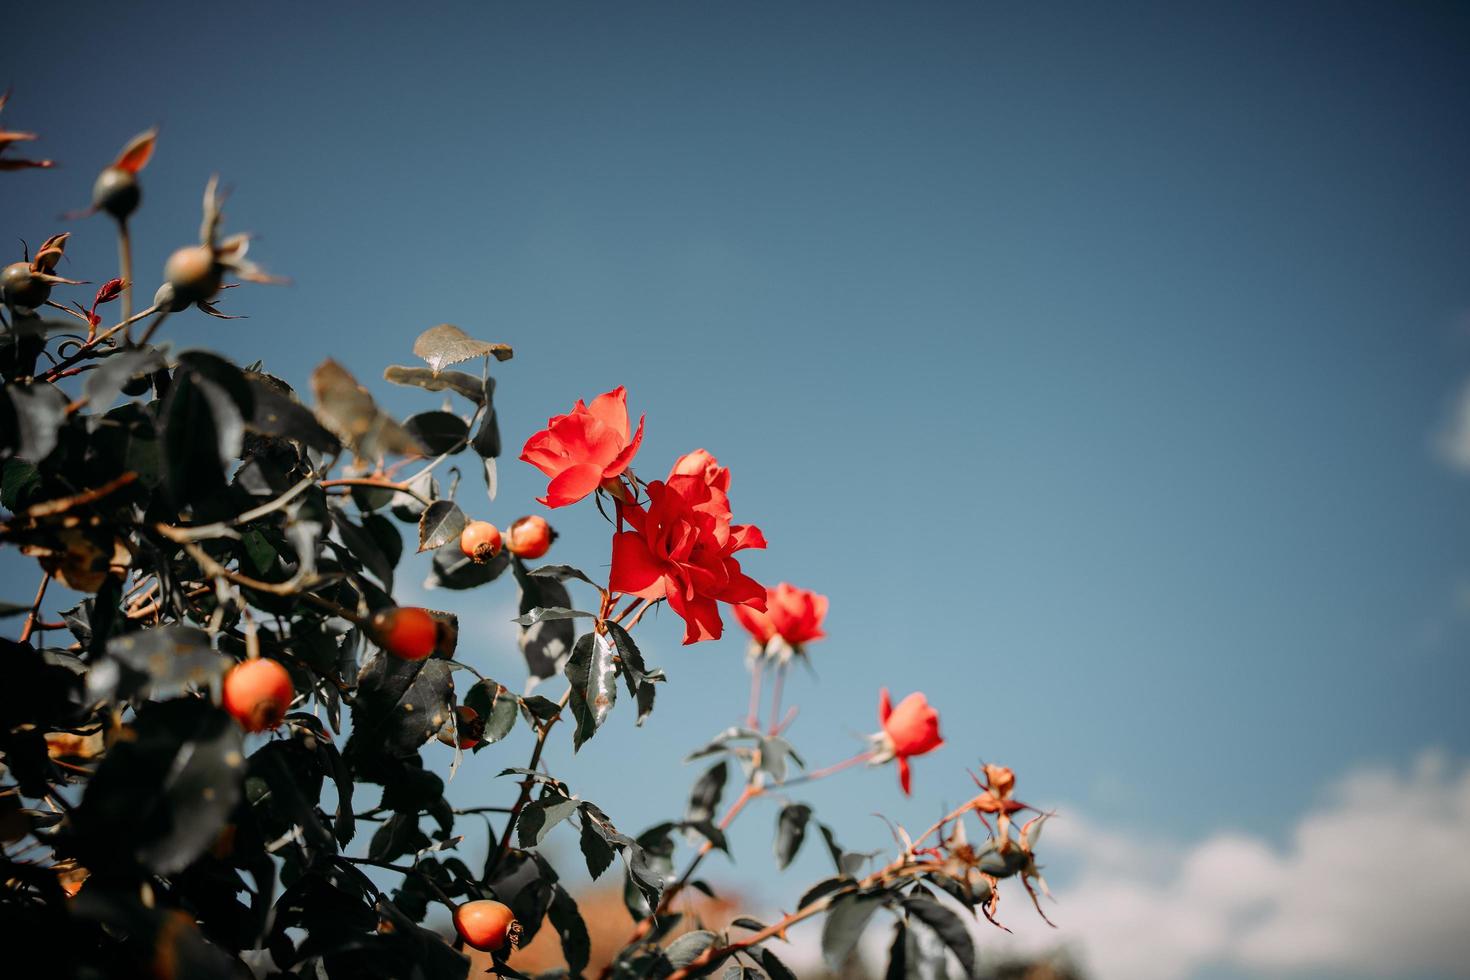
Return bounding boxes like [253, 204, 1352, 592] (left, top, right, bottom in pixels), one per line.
[520, 386, 645, 508]
[874, 688, 944, 795]
[735, 582, 828, 653]
[608, 451, 767, 644]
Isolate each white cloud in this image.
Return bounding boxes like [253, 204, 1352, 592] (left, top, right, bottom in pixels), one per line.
[1435, 381, 1470, 472]
[986, 751, 1470, 980]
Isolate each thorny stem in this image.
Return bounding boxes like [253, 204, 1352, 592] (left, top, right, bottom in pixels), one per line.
[18, 573, 51, 645]
[663, 859, 944, 980]
[34, 304, 160, 382]
[492, 686, 574, 867]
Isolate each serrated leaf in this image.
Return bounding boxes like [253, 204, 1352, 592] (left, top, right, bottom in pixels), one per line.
[821, 893, 885, 973]
[382, 364, 486, 403]
[775, 803, 812, 870]
[404, 411, 470, 456]
[413, 324, 512, 373]
[518, 796, 580, 847]
[579, 809, 617, 881]
[665, 930, 718, 969]
[686, 760, 727, 825]
[901, 897, 976, 976]
[311, 358, 424, 460]
[548, 883, 591, 975]
[417, 499, 467, 553]
[761, 948, 799, 980]
[513, 606, 593, 626]
[82, 348, 166, 413]
[464, 679, 518, 748]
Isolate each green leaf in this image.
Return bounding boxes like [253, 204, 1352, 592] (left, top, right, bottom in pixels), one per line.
[100, 625, 231, 701]
[665, 930, 718, 969]
[563, 634, 598, 751]
[513, 606, 593, 626]
[518, 796, 580, 847]
[775, 803, 812, 870]
[412, 323, 512, 373]
[901, 896, 976, 976]
[75, 698, 245, 875]
[548, 883, 591, 975]
[686, 760, 727, 825]
[2, 381, 66, 463]
[1, 457, 40, 510]
[761, 948, 799, 980]
[579, 807, 617, 881]
[81, 347, 166, 413]
[404, 411, 470, 455]
[463, 679, 518, 748]
[382, 364, 486, 403]
[821, 893, 885, 973]
[417, 499, 467, 553]
[246, 372, 339, 453]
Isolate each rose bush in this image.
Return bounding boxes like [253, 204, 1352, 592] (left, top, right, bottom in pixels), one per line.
[0, 97, 1058, 980]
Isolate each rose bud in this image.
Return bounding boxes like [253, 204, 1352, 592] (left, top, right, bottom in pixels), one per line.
[869, 689, 945, 795]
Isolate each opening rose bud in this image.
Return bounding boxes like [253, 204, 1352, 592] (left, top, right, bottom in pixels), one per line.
[520, 386, 644, 508]
[871, 689, 945, 795]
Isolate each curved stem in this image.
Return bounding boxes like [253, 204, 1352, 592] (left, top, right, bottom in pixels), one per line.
[18, 573, 51, 645]
[767, 662, 787, 735]
[492, 686, 573, 868]
[778, 750, 874, 788]
[117, 220, 133, 333]
[321, 477, 433, 507]
[746, 658, 764, 730]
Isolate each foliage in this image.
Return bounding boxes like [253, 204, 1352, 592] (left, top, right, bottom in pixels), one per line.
[0, 98, 1057, 980]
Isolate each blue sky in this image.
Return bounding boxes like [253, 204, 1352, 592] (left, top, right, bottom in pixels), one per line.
[5, 2, 1470, 976]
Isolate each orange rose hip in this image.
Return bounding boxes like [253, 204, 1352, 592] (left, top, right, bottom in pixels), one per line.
[506, 515, 554, 560]
[459, 520, 503, 563]
[453, 899, 518, 952]
[370, 607, 440, 661]
[222, 659, 294, 732]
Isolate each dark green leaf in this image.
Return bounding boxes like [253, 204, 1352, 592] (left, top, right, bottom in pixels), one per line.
[382, 364, 486, 403]
[246, 372, 339, 452]
[518, 796, 580, 847]
[427, 540, 508, 589]
[775, 803, 812, 870]
[76, 699, 245, 875]
[548, 883, 591, 975]
[579, 809, 617, 881]
[901, 897, 976, 976]
[686, 760, 727, 825]
[665, 930, 718, 968]
[513, 606, 592, 626]
[821, 893, 885, 974]
[99, 625, 230, 700]
[3, 381, 66, 462]
[404, 411, 470, 455]
[760, 948, 799, 980]
[417, 499, 467, 553]
[81, 348, 166, 413]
